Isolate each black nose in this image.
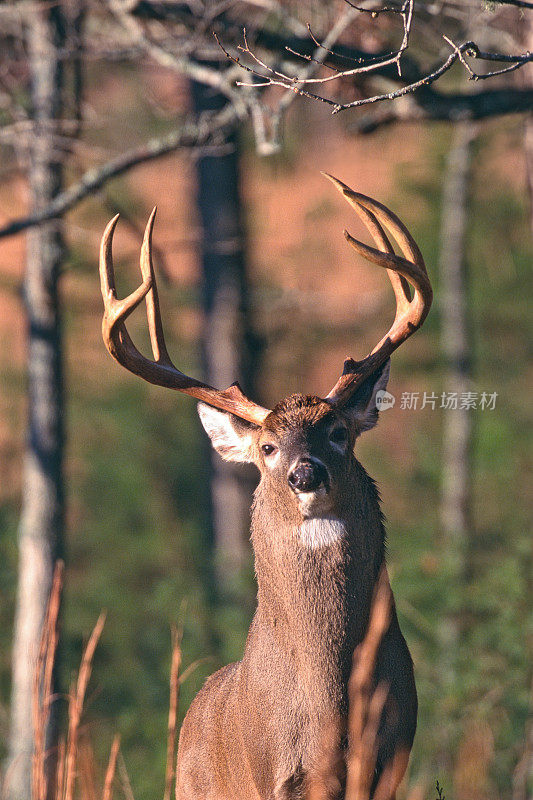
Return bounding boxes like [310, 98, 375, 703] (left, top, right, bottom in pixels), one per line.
[288, 459, 328, 493]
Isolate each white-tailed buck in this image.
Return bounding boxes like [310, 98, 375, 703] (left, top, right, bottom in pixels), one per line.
[99, 174, 432, 800]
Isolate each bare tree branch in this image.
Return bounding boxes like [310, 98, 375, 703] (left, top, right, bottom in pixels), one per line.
[341, 86, 533, 134]
[106, 0, 249, 115]
[130, 0, 533, 123]
[491, 0, 533, 8]
[0, 107, 238, 240]
[220, 29, 532, 114]
[2, 0, 532, 242]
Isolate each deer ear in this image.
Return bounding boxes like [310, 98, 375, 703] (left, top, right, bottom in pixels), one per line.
[197, 403, 258, 463]
[343, 360, 391, 436]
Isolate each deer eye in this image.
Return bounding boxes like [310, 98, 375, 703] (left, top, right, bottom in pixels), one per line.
[261, 443, 278, 457]
[330, 427, 348, 445]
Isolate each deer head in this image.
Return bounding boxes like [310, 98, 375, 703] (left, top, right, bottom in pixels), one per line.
[197, 365, 390, 533]
[99, 174, 431, 528]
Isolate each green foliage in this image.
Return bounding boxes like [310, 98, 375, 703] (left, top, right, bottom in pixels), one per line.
[379, 121, 532, 796]
[0, 504, 18, 746]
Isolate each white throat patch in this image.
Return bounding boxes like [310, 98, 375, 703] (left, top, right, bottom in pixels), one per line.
[298, 518, 346, 549]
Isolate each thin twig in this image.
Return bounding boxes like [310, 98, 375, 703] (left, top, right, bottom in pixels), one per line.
[443, 35, 532, 81]
[343, 0, 404, 14]
[178, 657, 211, 686]
[333, 42, 532, 113]
[32, 560, 64, 800]
[231, 30, 410, 87]
[396, 0, 414, 77]
[118, 753, 136, 800]
[345, 566, 392, 799]
[163, 626, 182, 800]
[55, 736, 66, 800]
[217, 10, 532, 116]
[102, 735, 121, 800]
[304, 22, 387, 66]
[273, 6, 360, 122]
[224, 0, 413, 87]
[64, 613, 106, 800]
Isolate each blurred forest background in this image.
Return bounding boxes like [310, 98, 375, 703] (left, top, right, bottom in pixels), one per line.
[0, 1, 531, 798]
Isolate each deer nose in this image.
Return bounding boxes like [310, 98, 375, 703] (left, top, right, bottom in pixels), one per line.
[288, 458, 329, 493]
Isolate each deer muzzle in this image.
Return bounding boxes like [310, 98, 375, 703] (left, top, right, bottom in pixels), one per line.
[288, 458, 329, 494]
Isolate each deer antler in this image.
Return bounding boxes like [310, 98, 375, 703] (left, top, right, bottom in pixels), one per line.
[322, 174, 433, 407]
[99, 208, 271, 425]
[100, 179, 431, 419]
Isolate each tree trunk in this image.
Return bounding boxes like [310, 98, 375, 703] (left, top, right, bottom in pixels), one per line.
[191, 81, 260, 591]
[7, 3, 66, 797]
[439, 121, 475, 556]
[525, 121, 533, 236]
[437, 120, 475, 778]
[523, 14, 533, 237]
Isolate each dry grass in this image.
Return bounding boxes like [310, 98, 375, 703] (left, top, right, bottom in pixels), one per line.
[164, 626, 182, 800]
[32, 561, 63, 800]
[29, 560, 182, 800]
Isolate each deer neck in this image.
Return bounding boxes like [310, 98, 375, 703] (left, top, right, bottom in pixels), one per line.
[249, 460, 385, 710]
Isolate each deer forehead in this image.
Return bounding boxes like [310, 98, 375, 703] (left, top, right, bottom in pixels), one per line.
[261, 394, 340, 440]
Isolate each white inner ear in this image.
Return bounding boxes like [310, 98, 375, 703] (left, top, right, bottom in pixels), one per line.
[198, 402, 255, 463]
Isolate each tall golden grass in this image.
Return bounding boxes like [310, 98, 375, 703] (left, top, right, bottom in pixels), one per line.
[29, 560, 181, 800]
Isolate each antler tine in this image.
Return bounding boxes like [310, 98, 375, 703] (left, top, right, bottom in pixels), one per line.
[99, 212, 272, 425]
[338, 191, 412, 322]
[139, 207, 172, 366]
[323, 174, 433, 406]
[100, 214, 155, 362]
[343, 232, 431, 333]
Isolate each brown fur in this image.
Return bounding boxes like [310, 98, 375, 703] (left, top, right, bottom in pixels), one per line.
[265, 395, 334, 430]
[176, 387, 417, 800]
